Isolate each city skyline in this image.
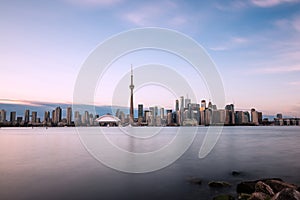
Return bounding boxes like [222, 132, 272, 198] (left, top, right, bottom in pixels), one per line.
[1, 0, 300, 116]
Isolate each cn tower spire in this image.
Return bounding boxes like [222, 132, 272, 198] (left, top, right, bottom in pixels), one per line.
[129, 64, 134, 123]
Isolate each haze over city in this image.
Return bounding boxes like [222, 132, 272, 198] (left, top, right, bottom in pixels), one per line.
[1, 0, 300, 116]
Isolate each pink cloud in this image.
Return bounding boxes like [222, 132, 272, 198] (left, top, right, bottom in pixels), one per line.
[65, 0, 124, 7]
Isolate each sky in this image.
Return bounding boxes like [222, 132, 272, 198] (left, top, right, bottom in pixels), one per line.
[1, 0, 300, 116]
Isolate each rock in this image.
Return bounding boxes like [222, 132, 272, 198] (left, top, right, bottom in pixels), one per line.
[238, 193, 251, 200]
[249, 192, 270, 200]
[209, 181, 231, 188]
[271, 188, 300, 200]
[237, 181, 257, 194]
[237, 178, 283, 194]
[264, 179, 297, 193]
[232, 171, 241, 176]
[213, 194, 235, 200]
[187, 177, 202, 185]
[255, 181, 275, 196]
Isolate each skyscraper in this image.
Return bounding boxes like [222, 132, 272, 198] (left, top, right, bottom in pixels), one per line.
[180, 96, 184, 111]
[24, 109, 30, 123]
[0, 109, 7, 122]
[200, 100, 206, 111]
[31, 111, 37, 123]
[55, 107, 62, 123]
[138, 104, 143, 119]
[10, 111, 16, 123]
[129, 65, 134, 123]
[160, 107, 165, 119]
[67, 107, 72, 125]
[175, 100, 179, 112]
[251, 108, 259, 125]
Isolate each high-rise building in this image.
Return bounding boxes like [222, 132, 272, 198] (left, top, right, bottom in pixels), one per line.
[129, 65, 135, 123]
[0, 109, 7, 122]
[160, 107, 164, 119]
[175, 100, 179, 112]
[185, 97, 191, 108]
[251, 108, 259, 125]
[24, 109, 30, 123]
[166, 109, 172, 125]
[276, 113, 283, 119]
[55, 107, 62, 123]
[67, 107, 72, 125]
[138, 104, 143, 119]
[44, 111, 50, 123]
[200, 100, 206, 111]
[10, 111, 16, 122]
[225, 104, 235, 125]
[180, 96, 184, 111]
[31, 111, 37, 123]
[74, 111, 81, 125]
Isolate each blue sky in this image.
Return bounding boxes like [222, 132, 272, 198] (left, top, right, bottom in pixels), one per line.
[1, 0, 300, 116]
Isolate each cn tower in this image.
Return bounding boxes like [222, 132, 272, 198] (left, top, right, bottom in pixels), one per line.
[129, 65, 134, 123]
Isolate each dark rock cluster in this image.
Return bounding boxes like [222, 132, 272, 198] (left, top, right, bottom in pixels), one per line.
[237, 178, 300, 200]
[187, 176, 300, 200]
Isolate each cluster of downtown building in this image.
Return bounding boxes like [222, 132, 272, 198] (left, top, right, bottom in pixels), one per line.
[115, 96, 300, 127]
[0, 99, 300, 127]
[0, 107, 100, 127]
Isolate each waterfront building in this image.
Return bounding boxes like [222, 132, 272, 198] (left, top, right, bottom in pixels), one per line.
[66, 107, 72, 125]
[276, 113, 283, 119]
[144, 110, 150, 124]
[200, 110, 205, 125]
[205, 109, 212, 125]
[44, 111, 50, 123]
[185, 97, 191, 108]
[166, 110, 172, 125]
[175, 100, 179, 112]
[180, 96, 184, 111]
[0, 109, 7, 122]
[74, 111, 81, 126]
[31, 111, 37, 123]
[225, 104, 235, 125]
[200, 100, 206, 111]
[251, 108, 259, 125]
[274, 118, 284, 126]
[10, 111, 16, 122]
[283, 118, 290, 126]
[160, 107, 164, 119]
[95, 114, 120, 127]
[138, 104, 143, 119]
[24, 109, 30, 123]
[189, 103, 200, 123]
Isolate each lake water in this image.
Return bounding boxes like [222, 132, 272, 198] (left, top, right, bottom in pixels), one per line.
[0, 126, 299, 200]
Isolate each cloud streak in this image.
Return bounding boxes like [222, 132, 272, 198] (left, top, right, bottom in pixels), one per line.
[250, 0, 300, 7]
[258, 65, 300, 73]
[64, 0, 124, 7]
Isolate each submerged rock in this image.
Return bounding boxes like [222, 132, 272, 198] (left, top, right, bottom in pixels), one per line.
[232, 171, 241, 176]
[209, 181, 231, 188]
[213, 194, 235, 200]
[187, 177, 202, 185]
[271, 188, 300, 200]
[249, 192, 270, 200]
[238, 193, 251, 200]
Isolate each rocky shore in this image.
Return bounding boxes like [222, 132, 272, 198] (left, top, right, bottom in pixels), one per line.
[188, 173, 300, 200]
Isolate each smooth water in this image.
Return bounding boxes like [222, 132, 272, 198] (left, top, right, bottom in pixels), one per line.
[0, 126, 299, 200]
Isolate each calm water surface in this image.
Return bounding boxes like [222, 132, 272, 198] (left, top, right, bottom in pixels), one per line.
[0, 126, 299, 200]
